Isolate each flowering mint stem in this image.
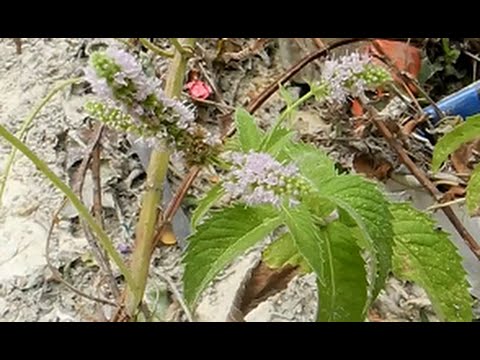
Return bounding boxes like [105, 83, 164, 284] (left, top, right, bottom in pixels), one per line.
[0, 123, 135, 291]
[125, 38, 196, 318]
[139, 38, 174, 58]
[0, 77, 83, 206]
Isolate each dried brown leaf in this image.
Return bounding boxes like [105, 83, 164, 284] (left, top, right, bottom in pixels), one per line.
[441, 185, 466, 203]
[451, 144, 473, 174]
[353, 153, 393, 181]
[229, 261, 299, 321]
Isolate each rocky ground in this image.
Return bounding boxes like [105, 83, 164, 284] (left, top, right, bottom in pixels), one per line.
[0, 38, 474, 322]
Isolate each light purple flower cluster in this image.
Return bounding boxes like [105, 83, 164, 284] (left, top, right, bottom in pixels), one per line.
[155, 87, 196, 131]
[84, 66, 113, 100]
[84, 47, 223, 165]
[319, 52, 390, 105]
[223, 151, 303, 208]
[106, 47, 156, 101]
[84, 47, 195, 133]
[320, 52, 371, 104]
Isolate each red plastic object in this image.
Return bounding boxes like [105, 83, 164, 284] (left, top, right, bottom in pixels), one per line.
[186, 80, 212, 100]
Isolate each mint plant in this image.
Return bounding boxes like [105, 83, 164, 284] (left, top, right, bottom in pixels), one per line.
[182, 54, 473, 322]
[183, 105, 472, 321]
[0, 40, 473, 321]
[81, 46, 475, 321]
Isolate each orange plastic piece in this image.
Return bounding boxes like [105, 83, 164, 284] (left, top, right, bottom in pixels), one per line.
[351, 99, 365, 117]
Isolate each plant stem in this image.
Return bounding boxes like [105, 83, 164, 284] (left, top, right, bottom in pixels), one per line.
[0, 123, 135, 289]
[139, 38, 174, 58]
[0, 77, 82, 205]
[125, 38, 196, 317]
[261, 90, 315, 150]
[169, 38, 192, 56]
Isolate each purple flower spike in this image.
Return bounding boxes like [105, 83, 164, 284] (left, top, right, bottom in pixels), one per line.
[223, 151, 302, 208]
[105, 47, 155, 102]
[321, 52, 371, 104]
[84, 66, 114, 101]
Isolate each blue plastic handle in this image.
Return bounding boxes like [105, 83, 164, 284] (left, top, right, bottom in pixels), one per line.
[423, 80, 480, 124]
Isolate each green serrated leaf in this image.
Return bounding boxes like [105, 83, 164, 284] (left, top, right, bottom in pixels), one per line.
[191, 183, 225, 228]
[390, 203, 472, 322]
[263, 232, 312, 273]
[467, 163, 480, 216]
[316, 221, 368, 322]
[280, 203, 368, 322]
[284, 142, 336, 187]
[432, 115, 480, 172]
[319, 175, 393, 303]
[281, 203, 324, 282]
[234, 108, 263, 152]
[183, 205, 282, 307]
[262, 127, 295, 157]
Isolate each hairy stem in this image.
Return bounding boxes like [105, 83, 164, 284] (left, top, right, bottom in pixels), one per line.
[125, 38, 196, 317]
[169, 38, 192, 56]
[139, 38, 174, 58]
[0, 77, 82, 205]
[0, 124, 135, 289]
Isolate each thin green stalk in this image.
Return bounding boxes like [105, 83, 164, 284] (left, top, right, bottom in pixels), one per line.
[139, 38, 174, 58]
[0, 123, 135, 290]
[0, 78, 82, 205]
[125, 38, 197, 317]
[261, 90, 315, 150]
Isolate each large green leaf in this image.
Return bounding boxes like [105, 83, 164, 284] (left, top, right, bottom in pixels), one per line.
[316, 221, 368, 322]
[191, 183, 225, 228]
[390, 203, 472, 322]
[466, 163, 480, 216]
[284, 142, 336, 188]
[281, 204, 325, 284]
[432, 114, 480, 172]
[234, 108, 263, 152]
[263, 232, 311, 273]
[280, 204, 368, 322]
[183, 205, 282, 307]
[319, 175, 393, 303]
